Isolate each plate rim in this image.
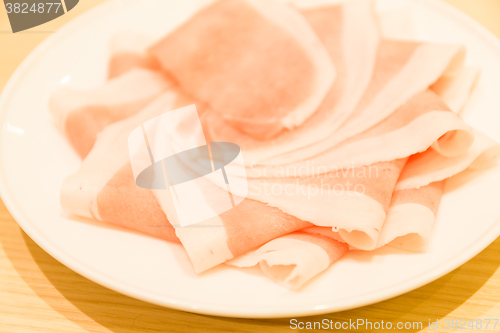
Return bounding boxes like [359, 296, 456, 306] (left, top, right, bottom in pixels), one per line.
[1, 0, 500, 318]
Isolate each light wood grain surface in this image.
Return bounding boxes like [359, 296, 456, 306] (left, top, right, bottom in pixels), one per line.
[1, 1, 500, 332]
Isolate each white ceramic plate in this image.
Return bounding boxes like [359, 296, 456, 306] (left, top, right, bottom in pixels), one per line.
[1, 0, 500, 318]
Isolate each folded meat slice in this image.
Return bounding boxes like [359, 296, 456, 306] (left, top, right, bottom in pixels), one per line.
[154, 181, 311, 273]
[377, 5, 479, 114]
[262, 42, 466, 166]
[108, 32, 161, 79]
[241, 159, 406, 250]
[50, 68, 172, 158]
[244, 89, 474, 178]
[60, 92, 190, 242]
[227, 231, 348, 290]
[203, 0, 378, 161]
[293, 181, 444, 252]
[377, 181, 445, 251]
[149, 0, 335, 139]
[374, 131, 498, 250]
[395, 129, 500, 191]
[276, 181, 443, 253]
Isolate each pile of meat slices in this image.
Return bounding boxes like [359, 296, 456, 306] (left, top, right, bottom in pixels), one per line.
[50, 0, 500, 290]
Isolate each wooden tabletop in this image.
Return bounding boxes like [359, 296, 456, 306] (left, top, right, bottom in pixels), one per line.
[1, 1, 500, 332]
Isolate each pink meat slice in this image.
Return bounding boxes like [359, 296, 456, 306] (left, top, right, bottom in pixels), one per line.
[243, 159, 407, 250]
[377, 181, 445, 251]
[203, 0, 379, 162]
[375, 130, 497, 251]
[376, 5, 480, 113]
[149, 0, 335, 139]
[242, 89, 474, 178]
[396, 129, 500, 191]
[262, 41, 465, 166]
[153, 176, 312, 273]
[227, 231, 348, 289]
[107, 32, 162, 79]
[60, 91, 191, 242]
[50, 68, 173, 158]
[98, 162, 179, 243]
[292, 181, 444, 252]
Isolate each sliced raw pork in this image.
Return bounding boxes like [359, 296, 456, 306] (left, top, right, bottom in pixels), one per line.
[149, 0, 335, 139]
[242, 159, 407, 250]
[60, 92, 189, 242]
[243, 90, 474, 178]
[227, 231, 348, 289]
[203, 0, 379, 161]
[377, 181, 445, 251]
[50, 68, 172, 158]
[396, 129, 500, 191]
